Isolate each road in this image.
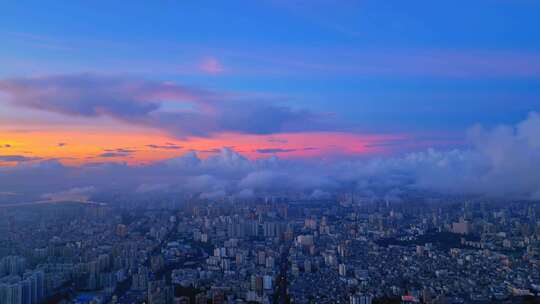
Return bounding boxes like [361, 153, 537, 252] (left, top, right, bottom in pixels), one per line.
[274, 243, 291, 304]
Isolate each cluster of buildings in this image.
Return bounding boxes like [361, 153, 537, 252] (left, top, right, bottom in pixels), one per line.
[0, 196, 539, 304]
[0, 256, 45, 304]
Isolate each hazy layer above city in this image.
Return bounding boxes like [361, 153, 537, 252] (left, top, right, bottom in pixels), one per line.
[1, 112, 539, 204]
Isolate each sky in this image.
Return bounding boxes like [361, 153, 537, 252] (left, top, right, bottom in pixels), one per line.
[1, 1, 540, 201]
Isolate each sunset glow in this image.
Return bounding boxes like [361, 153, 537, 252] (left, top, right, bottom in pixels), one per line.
[0, 1, 538, 171]
[0, 127, 406, 166]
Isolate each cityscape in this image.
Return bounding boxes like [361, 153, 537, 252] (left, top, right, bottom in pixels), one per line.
[0, 195, 539, 304]
[1, 1, 540, 303]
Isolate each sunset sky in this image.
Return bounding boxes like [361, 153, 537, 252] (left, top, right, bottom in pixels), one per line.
[1, 0, 539, 166]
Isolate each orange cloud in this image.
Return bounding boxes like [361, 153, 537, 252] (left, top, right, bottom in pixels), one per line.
[0, 123, 406, 166]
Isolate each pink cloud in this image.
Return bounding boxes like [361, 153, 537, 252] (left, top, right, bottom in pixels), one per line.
[199, 57, 224, 74]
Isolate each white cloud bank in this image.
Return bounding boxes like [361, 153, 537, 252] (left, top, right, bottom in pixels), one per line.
[1, 113, 540, 202]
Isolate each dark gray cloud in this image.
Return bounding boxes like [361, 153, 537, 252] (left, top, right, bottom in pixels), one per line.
[97, 148, 136, 158]
[255, 147, 316, 154]
[0, 155, 41, 162]
[0, 74, 345, 137]
[98, 152, 127, 158]
[267, 137, 288, 144]
[0, 74, 161, 118]
[256, 148, 297, 153]
[146, 144, 182, 150]
[98, 148, 137, 158]
[103, 148, 136, 153]
[191, 148, 221, 153]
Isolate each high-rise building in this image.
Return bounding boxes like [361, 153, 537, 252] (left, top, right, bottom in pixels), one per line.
[263, 275, 272, 290]
[350, 294, 373, 304]
[0, 280, 22, 304]
[0, 256, 26, 277]
[339, 263, 347, 277]
[116, 224, 128, 238]
[452, 218, 471, 235]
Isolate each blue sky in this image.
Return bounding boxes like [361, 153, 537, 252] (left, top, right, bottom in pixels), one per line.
[0, 0, 539, 164]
